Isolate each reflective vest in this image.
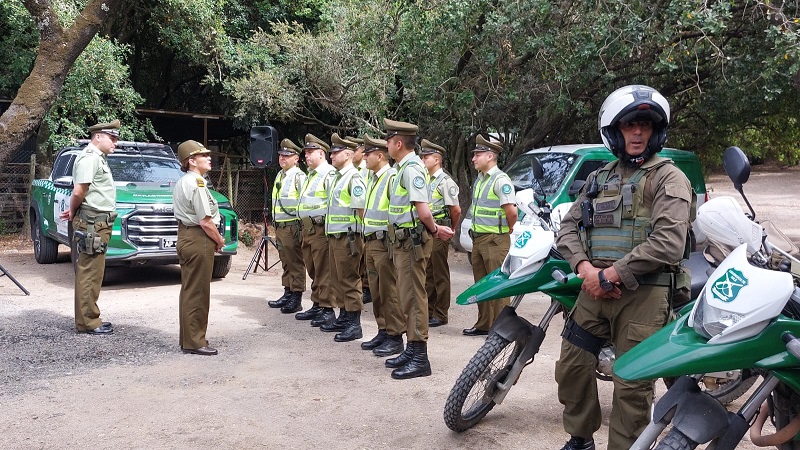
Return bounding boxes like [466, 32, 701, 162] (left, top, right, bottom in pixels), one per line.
[429, 171, 451, 220]
[272, 167, 304, 222]
[389, 157, 426, 228]
[470, 169, 510, 234]
[325, 166, 363, 233]
[298, 164, 335, 219]
[363, 166, 396, 235]
[584, 156, 673, 260]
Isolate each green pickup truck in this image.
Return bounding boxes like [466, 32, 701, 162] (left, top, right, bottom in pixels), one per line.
[29, 141, 238, 278]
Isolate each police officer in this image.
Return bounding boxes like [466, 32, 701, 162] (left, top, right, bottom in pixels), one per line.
[173, 140, 226, 356]
[420, 139, 461, 327]
[555, 85, 693, 450]
[359, 135, 404, 357]
[464, 135, 517, 336]
[295, 134, 339, 325]
[322, 133, 367, 342]
[59, 120, 120, 335]
[383, 118, 455, 380]
[267, 138, 307, 313]
[347, 135, 372, 305]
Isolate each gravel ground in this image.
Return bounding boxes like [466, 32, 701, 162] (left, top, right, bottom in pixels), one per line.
[1, 164, 797, 449]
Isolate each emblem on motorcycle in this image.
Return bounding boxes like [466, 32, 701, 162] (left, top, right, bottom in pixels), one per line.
[710, 268, 749, 303]
[514, 230, 532, 249]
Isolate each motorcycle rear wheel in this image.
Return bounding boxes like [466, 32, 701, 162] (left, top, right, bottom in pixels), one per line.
[654, 429, 699, 450]
[443, 333, 524, 432]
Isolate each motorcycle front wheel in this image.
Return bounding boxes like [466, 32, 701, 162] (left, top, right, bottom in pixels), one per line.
[443, 333, 524, 432]
[655, 428, 699, 450]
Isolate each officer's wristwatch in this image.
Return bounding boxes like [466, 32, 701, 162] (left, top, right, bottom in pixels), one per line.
[598, 269, 614, 292]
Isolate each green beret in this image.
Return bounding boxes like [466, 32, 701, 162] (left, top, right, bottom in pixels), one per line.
[303, 133, 330, 153]
[419, 139, 445, 156]
[362, 134, 388, 153]
[383, 118, 418, 138]
[279, 138, 302, 156]
[88, 119, 121, 138]
[474, 135, 503, 154]
[330, 133, 357, 152]
[178, 140, 211, 162]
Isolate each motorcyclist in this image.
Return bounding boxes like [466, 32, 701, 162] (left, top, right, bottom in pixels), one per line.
[554, 85, 694, 450]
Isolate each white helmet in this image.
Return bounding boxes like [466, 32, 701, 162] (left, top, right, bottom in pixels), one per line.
[598, 85, 670, 162]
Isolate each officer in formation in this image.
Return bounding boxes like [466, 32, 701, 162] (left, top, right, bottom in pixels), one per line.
[383, 118, 455, 379]
[463, 135, 517, 336]
[295, 134, 338, 325]
[322, 134, 366, 342]
[173, 140, 226, 356]
[267, 139, 307, 314]
[358, 135, 404, 357]
[60, 120, 121, 335]
[555, 85, 692, 450]
[420, 139, 461, 328]
[347, 135, 372, 305]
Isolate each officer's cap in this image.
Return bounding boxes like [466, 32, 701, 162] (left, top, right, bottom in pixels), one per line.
[346, 136, 364, 146]
[383, 118, 418, 139]
[473, 135, 503, 154]
[303, 133, 330, 153]
[420, 139, 446, 156]
[88, 119, 121, 138]
[278, 138, 302, 156]
[330, 133, 357, 153]
[362, 134, 388, 154]
[178, 140, 212, 162]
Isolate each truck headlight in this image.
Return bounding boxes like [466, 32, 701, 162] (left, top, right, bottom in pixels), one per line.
[693, 290, 745, 339]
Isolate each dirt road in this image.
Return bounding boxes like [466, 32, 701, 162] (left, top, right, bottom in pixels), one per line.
[1, 165, 798, 449]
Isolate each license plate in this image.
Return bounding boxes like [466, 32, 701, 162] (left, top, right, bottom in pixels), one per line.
[161, 238, 177, 249]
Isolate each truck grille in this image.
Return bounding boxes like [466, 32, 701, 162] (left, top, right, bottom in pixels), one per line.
[123, 209, 179, 249]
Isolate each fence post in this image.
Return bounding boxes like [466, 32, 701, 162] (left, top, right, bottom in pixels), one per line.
[24, 154, 35, 234]
[227, 156, 234, 206]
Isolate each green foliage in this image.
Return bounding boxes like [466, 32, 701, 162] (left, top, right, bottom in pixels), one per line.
[0, 2, 37, 98]
[238, 228, 255, 247]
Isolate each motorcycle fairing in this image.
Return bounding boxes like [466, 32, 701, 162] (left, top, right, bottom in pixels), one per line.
[615, 315, 800, 381]
[456, 259, 579, 305]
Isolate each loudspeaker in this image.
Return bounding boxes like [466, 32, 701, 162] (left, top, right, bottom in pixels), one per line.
[249, 126, 278, 168]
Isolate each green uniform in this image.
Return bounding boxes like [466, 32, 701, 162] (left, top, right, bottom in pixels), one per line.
[173, 170, 220, 350]
[388, 152, 432, 342]
[364, 164, 403, 336]
[555, 157, 692, 449]
[358, 161, 370, 290]
[425, 169, 459, 324]
[469, 166, 516, 331]
[298, 163, 337, 308]
[71, 143, 116, 332]
[325, 163, 366, 312]
[272, 166, 307, 292]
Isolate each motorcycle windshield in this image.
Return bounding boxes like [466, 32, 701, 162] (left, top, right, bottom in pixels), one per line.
[615, 314, 800, 381]
[456, 258, 580, 305]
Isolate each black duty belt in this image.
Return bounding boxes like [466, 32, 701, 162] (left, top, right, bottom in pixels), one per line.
[275, 220, 301, 228]
[327, 232, 347, 239]
[364, 231, 386, 242]
[468, 229, 505, 239]
[434, 218, 452, 227]
[636, 272, 674, 287]
[78, 208, 117, 224]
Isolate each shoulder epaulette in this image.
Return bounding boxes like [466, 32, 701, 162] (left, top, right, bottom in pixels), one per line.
[196, 177, 205, 187]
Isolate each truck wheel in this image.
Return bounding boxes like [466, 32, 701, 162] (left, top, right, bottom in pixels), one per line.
[32, 213, 59, 264]
[212, 255, 231, 278]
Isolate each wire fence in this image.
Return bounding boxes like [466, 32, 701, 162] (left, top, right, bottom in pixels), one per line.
[208, 155, 279, 225]
[0, 157, 34, 234]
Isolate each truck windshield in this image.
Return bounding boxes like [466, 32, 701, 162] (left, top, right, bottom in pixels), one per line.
[503, 153, 576, 194]
[108, 156, 183, 184]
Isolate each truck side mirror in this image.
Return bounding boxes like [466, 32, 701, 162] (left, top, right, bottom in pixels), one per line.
[53, 176, 74, 189]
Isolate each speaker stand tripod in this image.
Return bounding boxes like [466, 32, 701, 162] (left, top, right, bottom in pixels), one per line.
[0, 261, 30, 295]
[242, 232, 280, 280]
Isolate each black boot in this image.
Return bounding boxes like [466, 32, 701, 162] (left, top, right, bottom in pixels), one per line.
[309, 307, 335, 327]
[268, 287, 291, 308]
[320, 308, 349, 332]
[391, 341, 432, 379]
[361, 329, 387, 350]
[385, 342, 414, 368]
[373, 334, 403, 357]
[295, 303, 321, 320]
[362, 287, 372, 304]
[559, 436, 595, 450]
[334, 311, 363, 342]
[280, 291, 303, 313]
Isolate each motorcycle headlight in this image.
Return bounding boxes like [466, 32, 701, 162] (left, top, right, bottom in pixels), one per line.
[693, 289, 745, 339]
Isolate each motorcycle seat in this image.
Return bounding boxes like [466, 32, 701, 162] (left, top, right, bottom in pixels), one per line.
[683, 251, 713, 300]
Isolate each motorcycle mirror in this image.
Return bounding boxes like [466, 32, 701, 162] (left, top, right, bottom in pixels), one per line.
[531, 157, 545, 181]
[723, 146, 756, 221]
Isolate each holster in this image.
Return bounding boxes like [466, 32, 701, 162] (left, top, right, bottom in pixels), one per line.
[347, 227, 357, 256]
[410, 225, 423, 262]
[301, 217, 314, 235]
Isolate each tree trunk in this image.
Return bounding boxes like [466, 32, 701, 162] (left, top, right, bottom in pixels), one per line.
[0, 0, 121, 169]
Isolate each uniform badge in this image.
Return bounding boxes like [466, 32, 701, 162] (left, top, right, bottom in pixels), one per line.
[353, 186, 364, 197]
[449, 186, 458, 197]
[196, 177, 205, 187]
[501, 183, 512, 194]
[413, 176, 425, 189]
